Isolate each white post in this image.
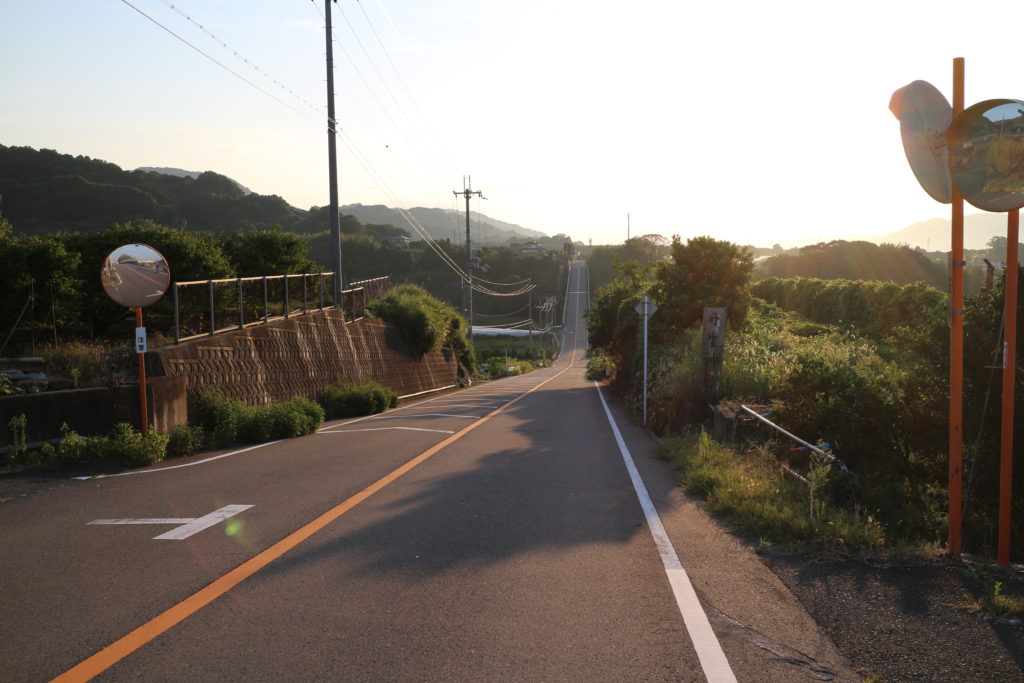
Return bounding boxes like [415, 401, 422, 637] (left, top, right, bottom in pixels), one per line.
[642, 298, 649, 425]
[634, 295, 657, 426]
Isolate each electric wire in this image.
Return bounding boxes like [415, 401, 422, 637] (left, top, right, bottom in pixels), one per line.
[472, 302, 531, 317]
[159, 0, 324, 117]
[351, 0, 456, 176]
[128, 0, 534, 300]
[120, 0, 315, 122]
[336, 2, 445, 176]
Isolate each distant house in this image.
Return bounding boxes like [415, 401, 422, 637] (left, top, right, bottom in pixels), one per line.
[519, 240, 544, 254]
[391, 235, 413, 248]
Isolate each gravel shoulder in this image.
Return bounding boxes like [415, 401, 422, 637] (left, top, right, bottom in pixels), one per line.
[765, 550, 1024, 681]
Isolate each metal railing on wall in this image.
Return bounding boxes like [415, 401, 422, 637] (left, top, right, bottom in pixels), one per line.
[171, 273, 391, 344]
[738, 404, 846, 485]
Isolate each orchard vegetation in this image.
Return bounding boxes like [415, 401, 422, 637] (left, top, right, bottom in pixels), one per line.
[589, 235, 1023, 558]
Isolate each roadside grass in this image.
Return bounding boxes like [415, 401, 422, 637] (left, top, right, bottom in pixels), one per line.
[472, 333, 556, 366]
[961, 562, 1024, 620]
[981, 582, 1024, 618]
[656, 430, 886, 551]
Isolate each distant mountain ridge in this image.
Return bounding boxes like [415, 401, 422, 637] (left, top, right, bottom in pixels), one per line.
[341, 203, 546, 245]
[135, 166, 252, 195]
[878, 213, 1006, 251]
[0, 145, 548, 243]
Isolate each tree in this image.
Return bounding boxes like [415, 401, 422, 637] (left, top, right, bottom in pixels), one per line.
[220, 229, 318, 277]
[62, 221, 235, 334]
[984, 235, 1024, 264]
[651, 236, 754, 341]
[0, 233, 84, 348]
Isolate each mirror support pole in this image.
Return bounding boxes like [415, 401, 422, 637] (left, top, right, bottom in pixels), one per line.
[998, 210, 1019, 565]
[948, 57, 965, 556]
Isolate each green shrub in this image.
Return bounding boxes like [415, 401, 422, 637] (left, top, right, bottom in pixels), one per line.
[236, 403, 271, 443]
[585, 351, 614, 380]
[368, 284, 454, 355]
[480, 356, 536, 379]
[166, 423, 204, 458]
[367, 284, 475, 373]
[268, 397, 324, 439]
[193, 386, 324, 445]
[6, 413, 28, 464]
[317, 379, 397, 419]
[36, 423, 94, 467]
[106, 422, 169, 467]
[192, 385, 241, 448]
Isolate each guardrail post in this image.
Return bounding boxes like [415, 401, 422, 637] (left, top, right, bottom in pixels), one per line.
[238, 278, 244, 329]
[319, 274, 325, 310]
[284, 276, 290, 319]
[262, 276, 268, 324]
[208, 280, 215, 337]
[173, 283, 180, 344]
[303, 274, 308, 313]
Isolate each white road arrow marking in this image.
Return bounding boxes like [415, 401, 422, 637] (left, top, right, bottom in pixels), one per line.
[88, 504, 253, 540]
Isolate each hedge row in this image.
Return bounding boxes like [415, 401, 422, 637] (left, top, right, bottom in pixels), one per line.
[750, 277, 946, 339]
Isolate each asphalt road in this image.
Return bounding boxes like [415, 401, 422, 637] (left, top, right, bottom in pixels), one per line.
[0, 261, 858, 682]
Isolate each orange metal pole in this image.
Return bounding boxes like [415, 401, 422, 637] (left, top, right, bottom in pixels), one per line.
[998, 209, 1018, 565]
[948, 57, 965, 555]
[136, 307, 148, 436]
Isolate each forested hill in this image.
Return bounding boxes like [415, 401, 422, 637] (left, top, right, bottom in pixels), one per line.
[0, 145, 310, 234]
[0, 145, 546, 244]
[755, 240, 947, 288]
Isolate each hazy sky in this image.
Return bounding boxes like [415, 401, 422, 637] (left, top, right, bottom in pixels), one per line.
[1, 1, 1020, 246]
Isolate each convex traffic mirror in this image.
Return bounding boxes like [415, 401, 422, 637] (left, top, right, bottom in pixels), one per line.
[101, 243, 171, 308]
[948, 98, 1024, 212]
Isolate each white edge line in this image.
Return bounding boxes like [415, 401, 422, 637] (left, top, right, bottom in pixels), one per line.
[593, 381, 737, 683]
[368, 413, 479, 421]
[88, 518, 196, 525]
[397, 403, 497, 410]
[397, 384, 457, 400]
[72, 441, 285, 480]
[319, 426, 451, 433]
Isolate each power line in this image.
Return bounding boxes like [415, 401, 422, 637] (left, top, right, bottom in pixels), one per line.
[352, 0, 456, 176]
[159, 0, 324, 117]
[119, 0, 315, 122]
[125, 0, 529, 302]
[336, 4, 435, 164]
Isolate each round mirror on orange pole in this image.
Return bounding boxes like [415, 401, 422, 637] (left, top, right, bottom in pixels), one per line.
[101, 244, 171, 436]
[947, 99, 1024, 212]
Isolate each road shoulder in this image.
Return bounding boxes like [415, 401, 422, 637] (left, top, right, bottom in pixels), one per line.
[598, 386, 861, 682]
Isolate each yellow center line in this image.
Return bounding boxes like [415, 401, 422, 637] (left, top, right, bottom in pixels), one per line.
[53, 363, 571, 682]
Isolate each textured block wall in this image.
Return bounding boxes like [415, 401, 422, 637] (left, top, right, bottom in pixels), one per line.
[150, 310, 458, 405]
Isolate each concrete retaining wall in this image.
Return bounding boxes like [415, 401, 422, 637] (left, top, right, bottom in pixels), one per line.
[0, 387, 113, 450]
[149, 309, 458, 405]
[2, 312, 457, 450]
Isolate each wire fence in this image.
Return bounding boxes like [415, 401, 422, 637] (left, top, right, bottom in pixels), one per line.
[171, 274, 392, 343]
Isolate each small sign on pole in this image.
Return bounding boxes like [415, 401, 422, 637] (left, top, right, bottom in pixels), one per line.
[135, 327, 148, 354]
[634, 296, 657, 425]
[701, 307, 726, 400]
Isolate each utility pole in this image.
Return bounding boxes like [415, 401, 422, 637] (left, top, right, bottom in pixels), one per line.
[528, 289, 533, 356]
[454, 177, 484, 340]
[324, 0, 343, 308]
